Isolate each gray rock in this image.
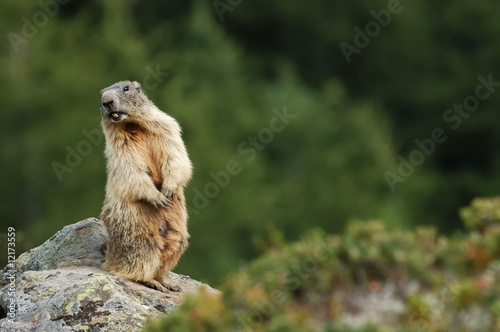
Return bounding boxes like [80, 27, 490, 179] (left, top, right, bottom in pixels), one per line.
[0, 218, 217, 331]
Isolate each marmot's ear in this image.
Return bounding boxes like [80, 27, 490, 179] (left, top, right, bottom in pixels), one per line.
[136, 82, 142, 93]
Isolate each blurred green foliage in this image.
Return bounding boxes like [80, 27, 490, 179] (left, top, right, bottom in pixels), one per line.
[1, 0, 500, 285]
[145, 199, 500, 331]
[460, 197, 500, 230]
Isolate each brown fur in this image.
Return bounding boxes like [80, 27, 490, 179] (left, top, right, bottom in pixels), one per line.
[99, 81, 192, 292]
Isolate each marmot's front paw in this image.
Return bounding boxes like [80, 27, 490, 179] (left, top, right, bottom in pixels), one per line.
[161, 182, 178, 199]
[150, 192, 173, 209]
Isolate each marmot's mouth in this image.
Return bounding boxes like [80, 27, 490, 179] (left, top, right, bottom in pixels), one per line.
[109, 110, 126, 122]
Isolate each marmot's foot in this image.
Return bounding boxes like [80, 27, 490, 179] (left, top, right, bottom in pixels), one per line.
[165, 283, 182, 292]
[138, 279, 171, 295]
[156, 276, 182, 292]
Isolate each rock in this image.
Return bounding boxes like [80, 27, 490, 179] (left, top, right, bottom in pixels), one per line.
[0, 218, 217, 332]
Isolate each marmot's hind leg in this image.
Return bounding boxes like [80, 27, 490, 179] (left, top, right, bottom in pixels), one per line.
[155, 276, 182, 292]
[154, 237, 188, 292]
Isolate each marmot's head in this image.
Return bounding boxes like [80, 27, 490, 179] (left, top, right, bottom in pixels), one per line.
[100, 80, 152, 124]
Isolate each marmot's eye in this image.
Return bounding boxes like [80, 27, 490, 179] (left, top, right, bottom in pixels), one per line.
[123, 86, 129, 92]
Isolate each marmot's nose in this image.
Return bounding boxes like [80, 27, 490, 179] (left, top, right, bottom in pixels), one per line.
[102, 99, 113, 109]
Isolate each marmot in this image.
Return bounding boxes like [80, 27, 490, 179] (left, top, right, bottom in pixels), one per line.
[99, 80, 192, 292]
